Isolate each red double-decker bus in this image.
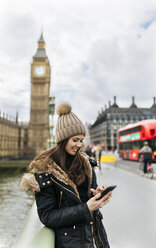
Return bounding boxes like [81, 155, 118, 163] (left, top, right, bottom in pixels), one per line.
[118, 119, 156, 161]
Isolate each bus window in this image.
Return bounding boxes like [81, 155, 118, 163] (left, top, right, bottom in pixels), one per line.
[129, 142, 132, 150]
[150, 138, 156, 150]
[132, 141, 140, 150]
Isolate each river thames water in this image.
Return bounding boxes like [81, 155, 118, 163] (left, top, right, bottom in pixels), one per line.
[0, 167, 34, 248]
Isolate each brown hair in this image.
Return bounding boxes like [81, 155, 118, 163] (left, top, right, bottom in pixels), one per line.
[28, 139, 86, 186]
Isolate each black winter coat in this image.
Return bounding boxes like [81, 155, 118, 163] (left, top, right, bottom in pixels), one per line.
[21, 153, 110, 248]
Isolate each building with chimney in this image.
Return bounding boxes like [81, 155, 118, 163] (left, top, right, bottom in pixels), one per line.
[89, 97, 156, 151]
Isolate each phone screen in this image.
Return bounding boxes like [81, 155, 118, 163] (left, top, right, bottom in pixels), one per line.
[97, 185, 117, 200]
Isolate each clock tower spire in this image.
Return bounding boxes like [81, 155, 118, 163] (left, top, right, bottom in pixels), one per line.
[29, 33, 51, 154]
[38, 32, 45, 48]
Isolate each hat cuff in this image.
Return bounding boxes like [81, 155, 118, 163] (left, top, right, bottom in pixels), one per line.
[55, 124, 86, 143]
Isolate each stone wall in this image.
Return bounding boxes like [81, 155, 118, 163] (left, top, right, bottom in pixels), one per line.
[0, 116, 28, 158]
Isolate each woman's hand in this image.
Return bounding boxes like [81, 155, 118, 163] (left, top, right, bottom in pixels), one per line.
[90, 185, 107, 196]
[87, 191, 112, 212]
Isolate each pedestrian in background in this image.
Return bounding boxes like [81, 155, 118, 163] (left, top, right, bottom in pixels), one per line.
[21, 102, 112, 248]
[84, 145, 92, 157]
[95, 144, 102, 171]
[138, 141, 152, 174]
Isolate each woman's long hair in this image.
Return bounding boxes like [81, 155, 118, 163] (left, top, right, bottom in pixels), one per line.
[29, 139, 87, 186]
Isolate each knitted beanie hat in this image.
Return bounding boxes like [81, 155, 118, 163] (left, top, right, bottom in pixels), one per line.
[55, 102, 86, 144]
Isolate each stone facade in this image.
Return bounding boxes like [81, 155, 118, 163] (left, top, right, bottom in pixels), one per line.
[0, 115, 28, 158]
[89, 96, 156, 151]
[0, 34, 51, 158]
[28, 33, 51, 155]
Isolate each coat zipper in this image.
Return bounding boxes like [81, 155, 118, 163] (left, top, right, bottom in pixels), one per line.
[93, 216, 104, 248]
[96, 218, 105, 248]
[50, 177, 82, 203]
[59, 191, 63, 208]
[97, 229, 104, 248]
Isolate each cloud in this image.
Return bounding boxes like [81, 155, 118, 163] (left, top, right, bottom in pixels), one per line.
[140, 11, 156, 30]
[0, 0, 156, 125]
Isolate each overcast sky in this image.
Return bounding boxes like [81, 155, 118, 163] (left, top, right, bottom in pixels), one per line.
[0, 0, 156, 125]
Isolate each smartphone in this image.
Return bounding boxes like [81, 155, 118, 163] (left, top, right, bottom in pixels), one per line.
[97, 185, 117, 200]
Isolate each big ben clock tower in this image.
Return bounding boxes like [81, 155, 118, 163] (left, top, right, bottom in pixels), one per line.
[29, 33, 51, 154]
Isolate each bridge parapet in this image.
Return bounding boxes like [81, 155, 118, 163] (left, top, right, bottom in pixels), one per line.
[12, 202, 55, 248]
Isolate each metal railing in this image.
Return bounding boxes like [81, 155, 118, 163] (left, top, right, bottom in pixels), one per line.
[12, 202, 55, 248]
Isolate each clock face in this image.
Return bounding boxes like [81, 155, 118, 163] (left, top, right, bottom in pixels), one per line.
[34, 66, 45, 76]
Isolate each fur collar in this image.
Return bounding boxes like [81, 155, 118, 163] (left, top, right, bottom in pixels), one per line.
[20, 152, 92, 198]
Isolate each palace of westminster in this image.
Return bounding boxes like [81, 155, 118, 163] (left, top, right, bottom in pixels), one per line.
[0, 34, 54, 158]
[0, 34, 156, 158]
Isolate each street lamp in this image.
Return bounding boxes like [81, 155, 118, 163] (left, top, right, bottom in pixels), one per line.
[48, 96, 55, 148]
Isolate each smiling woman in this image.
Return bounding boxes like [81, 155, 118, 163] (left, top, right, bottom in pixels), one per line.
[20, 102, 111, 248]
[65, 135, 84, 155]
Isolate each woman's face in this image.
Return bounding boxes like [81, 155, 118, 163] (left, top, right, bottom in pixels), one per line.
[65, 134, 85, 156]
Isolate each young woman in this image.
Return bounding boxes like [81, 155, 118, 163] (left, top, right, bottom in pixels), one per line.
[21, 102, 112, 248]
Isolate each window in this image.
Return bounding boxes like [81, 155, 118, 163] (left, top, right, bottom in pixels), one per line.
[151, 137, 156, 150]
[119, 126, 142, 136]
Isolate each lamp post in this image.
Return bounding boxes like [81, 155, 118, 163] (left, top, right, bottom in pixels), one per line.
[48, 96, 55, 148]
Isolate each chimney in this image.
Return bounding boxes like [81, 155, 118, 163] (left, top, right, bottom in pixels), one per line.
[16, 112, 18, 124]
[112, 96, 118, 107]
[151, 97, 156, 108]
[132, 96, 135, 104]
[130, 96, 137, 108]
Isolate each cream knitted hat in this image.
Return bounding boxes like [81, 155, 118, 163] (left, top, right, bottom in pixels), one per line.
[55, 102, 86, 144]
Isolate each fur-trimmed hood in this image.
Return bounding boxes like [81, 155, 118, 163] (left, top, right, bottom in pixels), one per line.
[20, 152, 93, 199]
